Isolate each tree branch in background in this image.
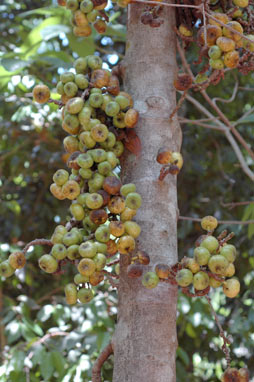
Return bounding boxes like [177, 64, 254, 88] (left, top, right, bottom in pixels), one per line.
[221, 201, 254, 210]
[92, 343, 113, 382]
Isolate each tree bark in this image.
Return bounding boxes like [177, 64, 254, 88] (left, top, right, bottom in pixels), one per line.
[113, 4, 182, 382]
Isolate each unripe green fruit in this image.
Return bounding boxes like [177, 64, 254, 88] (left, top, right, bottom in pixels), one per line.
[233, 0, 248, 7]
[193, 271, 210, 290]
[223, 278, 240, 298]
[89, 93, 103, 108]
[120, 207, 137, 222]
[208, 255, 229, 275]
[9, 251, 26, 269]
[77, 153, 94, 169]
[201, 215, 218, 231]
[78, 258, 96, 276]
[79, 131, 96, 149]
[56, 81, 64, 95]
[51, 244, 67, 260]
[208, 45, 222, 59]
[91, 148, 107, 163]
[195, 73, 208, 84]
[101, 94, 112, 111]
[64, 82, 78, 97]
[209, 58, 224, 70]
[95, 225, 110, 243]
[55, 225, 68, 235]
[74, 57, 88, 74]
[83, 216, 98, 232]
[53, 169, 69, 186]
[105, 101, 120, 117]
[124, 221, 141, 238]
[70, 203, 85, 221]
[67, 245, 80, 260]
[66, 0, 79, 11]
[78, 107, 92, 126]
[75, 74, 89, 89]
[115, 95, 130, 110]
[106, 151, 118, 168]
[100, 133, 116, 150]
[243, 34, 254, 52]
[79, 241, 97, 258]
[94, 241, 107, 254]
[194, 246, 211, 266]
[51, 232, 64, 244]
[71, 227, 83, 243]
[220, 244, 236, 263]
[63, 113, 79, 131]
[63, 231, 80, 246]
[142, 272, 159, 289]
[39, 255, 58, 273]
[77, 193, 89, 206]
[0, 260, 15, 277]
[74, 273, 89, 284]
[80, 0, 94, 13]
[209, 277, 222, 288]
[65, 283, 78, 305]
[79, 168, 93, 179]
[93, 253, 107, 270]
[86, 193, 104, 209]
[60, 72, 75, 84]
[77, 288, 94, 303]
[113, 112, 126, 128]
[87, 9, 98, 22]
[200, 236, 219, 253]
[120, 183, 136, 197]
[176, 269, 193, 287]
[66, 97, 84, 114]
[112, 141, 124, 157]
[87, 55, 102, 70]
[125, 192, 142, 210]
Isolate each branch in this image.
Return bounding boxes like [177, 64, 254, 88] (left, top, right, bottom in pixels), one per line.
[92, 343, 113, 382]
[179, 216, 254, 225]
[179, 117, 224, 131]
[185, 93, 254, 181]
[205, 296, 231, 367]
[221, 200, 254, 210]
[22, 239, 53, 255]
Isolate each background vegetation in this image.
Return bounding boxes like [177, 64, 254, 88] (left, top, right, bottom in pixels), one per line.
[0, 0, 253, 381]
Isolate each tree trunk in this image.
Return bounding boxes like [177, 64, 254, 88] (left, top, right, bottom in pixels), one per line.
[112, 4, 182, 382]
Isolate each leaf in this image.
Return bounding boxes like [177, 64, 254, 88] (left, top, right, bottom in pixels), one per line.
[40, 351, 54, 380]
[176, 347, 190, 366]
[41, 24, 70, 41]
[124, 130, 141, 156]
[51, 351, 66, 377]
[1, 58, 28, 72]
[67, 33, 95, 57]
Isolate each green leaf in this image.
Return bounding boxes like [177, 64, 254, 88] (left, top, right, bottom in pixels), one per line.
[186, 322, 197, 338]
[51, 351, 66, 377]
[176, 347, 190, 366]
[40, 351, 54, 380]
[67, 33, 95, 57]
[1, 58, 28, 72]
[41, 24, 70, 41]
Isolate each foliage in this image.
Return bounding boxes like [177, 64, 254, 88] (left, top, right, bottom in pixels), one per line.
[0, 0, 254, 381]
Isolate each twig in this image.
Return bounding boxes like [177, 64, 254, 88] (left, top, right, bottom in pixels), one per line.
[205, 296, 231, 367]
[92, 343, 113, 382]
[170, 90, 188, 121]
[179, 117, 224, 131]
[185, 93, 254, 181]
[221, 200, 254, 209]
[131, 0, 201, 9]
[37, 287, 63, 304]
[107, 259, 120, 267]
[48, 98, 64, 108]
[212, 80, 238, 105]
[22, 239, 53, 255]
[179, 216, 254, 225]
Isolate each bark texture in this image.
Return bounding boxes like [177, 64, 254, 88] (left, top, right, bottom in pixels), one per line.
[113, 4, 182, 382]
